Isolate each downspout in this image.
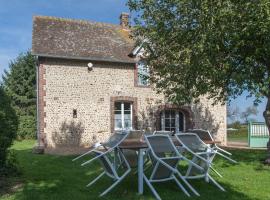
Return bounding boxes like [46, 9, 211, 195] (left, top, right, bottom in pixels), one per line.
[36, 57, 40, 146]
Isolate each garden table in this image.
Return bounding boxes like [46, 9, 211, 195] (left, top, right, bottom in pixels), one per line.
[119, 137, 221, 195]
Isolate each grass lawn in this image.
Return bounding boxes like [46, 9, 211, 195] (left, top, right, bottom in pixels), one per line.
[1, 140, 270, 200]
[227, 125, 248, 143]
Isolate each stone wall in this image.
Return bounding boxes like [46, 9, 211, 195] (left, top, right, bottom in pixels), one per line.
[38, 58, 227, 152]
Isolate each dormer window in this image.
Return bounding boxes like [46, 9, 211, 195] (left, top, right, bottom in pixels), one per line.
[137, 60, 150, 86]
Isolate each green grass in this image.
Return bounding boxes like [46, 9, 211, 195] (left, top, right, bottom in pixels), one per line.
[227, 126, 248, 143]
[1, 140, 270, 200]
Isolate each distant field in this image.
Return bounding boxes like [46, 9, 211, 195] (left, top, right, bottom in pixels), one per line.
[227, 125, 248, 143]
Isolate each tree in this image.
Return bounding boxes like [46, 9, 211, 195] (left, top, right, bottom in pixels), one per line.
[227, 106, 240, 122]
[2, 51, 36, 139]
[128, 0, 270, 163]
[0, 86, 18, 170]
[241, 106, 258, 123]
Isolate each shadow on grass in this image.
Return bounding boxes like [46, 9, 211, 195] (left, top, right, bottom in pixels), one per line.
[2, 146, 266, 200]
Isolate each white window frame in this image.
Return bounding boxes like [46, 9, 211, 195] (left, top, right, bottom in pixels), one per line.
[161, 110, 185, 133]
[137, 60, 150, 86]
[115, 102, 133, 130]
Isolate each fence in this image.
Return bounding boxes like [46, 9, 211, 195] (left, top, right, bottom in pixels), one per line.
[248, 122, 269, 148]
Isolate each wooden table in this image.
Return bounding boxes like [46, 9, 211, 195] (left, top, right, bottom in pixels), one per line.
[119, 138, 221, 195]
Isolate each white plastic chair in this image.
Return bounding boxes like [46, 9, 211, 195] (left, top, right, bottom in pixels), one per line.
[188, 129, 237, 164]
[72, 131, 131, 197]
[144, 134, 203, 200]
[175, 133, 226, 191]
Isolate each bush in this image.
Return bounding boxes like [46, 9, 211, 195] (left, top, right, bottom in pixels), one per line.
[0, 86, 18, 172]
[17, 115, 36, 139]
[2, 51, 36, 139]
[230, 121, 242, 129]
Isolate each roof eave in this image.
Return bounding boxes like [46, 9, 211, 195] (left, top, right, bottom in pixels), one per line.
[32, 52, 136, 64]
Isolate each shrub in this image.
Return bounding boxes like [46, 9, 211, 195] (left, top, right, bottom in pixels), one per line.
[17, 115, 36, 139]
[0, 86, 18, 172]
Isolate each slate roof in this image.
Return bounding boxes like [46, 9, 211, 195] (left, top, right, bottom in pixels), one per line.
[32, 16, 136, 63]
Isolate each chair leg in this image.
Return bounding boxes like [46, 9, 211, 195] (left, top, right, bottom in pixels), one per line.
[216, 146, 232, 156]
[172, 175, 190, 197]
[143, 175, 162, 200]
[217, 152, 237, 164]
[176, 171, 200, 196]
[210, 166, 223, 178]
[208, 175, 225, 192]
[86, 172, 105, 187]
[99, 169, 131, 197]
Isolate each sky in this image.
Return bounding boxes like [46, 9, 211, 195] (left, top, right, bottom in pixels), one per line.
[0, 0, 266, 123]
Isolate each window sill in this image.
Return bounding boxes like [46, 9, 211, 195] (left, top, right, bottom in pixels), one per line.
[135, 84, 151, 88]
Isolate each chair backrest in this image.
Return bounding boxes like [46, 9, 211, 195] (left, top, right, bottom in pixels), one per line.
[145, 134, 177, 155]
[103, 130, 130, 149]
[153, 130, 173, 136]
[176, 133, 208, 152]
[145, 135, 180, 180]
[187, 129, 213, 141]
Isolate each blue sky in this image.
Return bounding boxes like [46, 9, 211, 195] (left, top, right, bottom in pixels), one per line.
[0, 0, 266, 122]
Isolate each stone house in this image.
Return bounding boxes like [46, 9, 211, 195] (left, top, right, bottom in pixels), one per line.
[32, 13, 227, 153]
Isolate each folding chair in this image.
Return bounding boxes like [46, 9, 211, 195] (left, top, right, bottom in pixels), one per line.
[188, 129, 237, 164]
[72, 131, 131, 197]
[144, 135, 203, 200]
[175, 133, 226, 191]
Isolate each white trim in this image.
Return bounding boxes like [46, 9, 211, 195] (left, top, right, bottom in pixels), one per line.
[121, 102, 124, 129]
[160, 109, 185, 133]
[130, 104, 133, 130]
[114, 102, 133, 130]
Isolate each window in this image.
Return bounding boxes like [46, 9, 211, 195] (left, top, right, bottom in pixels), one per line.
[137, 60, 150, 86]
[160, 110, 184, 133]
[114, 102, 132, 130]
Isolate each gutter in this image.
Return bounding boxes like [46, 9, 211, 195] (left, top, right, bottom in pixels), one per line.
[32, 53, 136, 64]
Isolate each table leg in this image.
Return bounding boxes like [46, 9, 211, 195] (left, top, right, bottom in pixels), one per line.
[138, 148, 144, 194]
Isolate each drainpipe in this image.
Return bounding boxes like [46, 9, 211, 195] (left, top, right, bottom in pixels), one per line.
[36, 57, 40, 146]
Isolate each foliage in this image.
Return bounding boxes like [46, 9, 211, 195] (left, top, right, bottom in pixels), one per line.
[227, 106, 241, 122]
[2, 140, 270, 199]
[0, 86, 18, 172]
[228, 121, 242, 129]
[2, 51, 37, 139]
[128, 0, 270, 161]
[241, 106, 258, 123]
[128, 0, 270, 105]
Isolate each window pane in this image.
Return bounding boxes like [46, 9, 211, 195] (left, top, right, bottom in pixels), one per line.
[115, 114, 121, 120]
[165, 119, 170, 127]
[137, 60, 149, 86]
[124, 103, 131, 110]
[115, 102, 121, 110]
[124, 114, 131, 120]
[114, 110, 121, 114]
[115, 119, 122, 129]
[179, 112, 184, 131]
[124, 120, 132, 129]
[165, 110, 170, 118]
[171, 119, 175, 127]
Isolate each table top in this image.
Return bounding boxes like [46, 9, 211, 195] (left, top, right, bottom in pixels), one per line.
[119, 138, 221, 150]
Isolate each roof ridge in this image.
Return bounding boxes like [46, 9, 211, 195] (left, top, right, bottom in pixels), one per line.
[33, 15, 123, 28]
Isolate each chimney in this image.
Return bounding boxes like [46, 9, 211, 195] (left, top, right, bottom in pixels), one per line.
[120, 12, 129, 29]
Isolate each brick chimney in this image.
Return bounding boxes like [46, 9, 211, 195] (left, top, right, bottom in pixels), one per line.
[120, 12, 129, 29]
